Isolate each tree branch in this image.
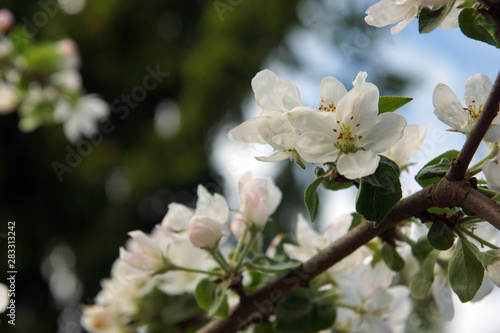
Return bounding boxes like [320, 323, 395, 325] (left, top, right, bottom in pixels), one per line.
[446, 70, 500, 181]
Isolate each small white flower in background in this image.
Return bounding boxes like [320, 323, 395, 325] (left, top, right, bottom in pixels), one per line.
[119, 227, 170, 274]
[365, 0, 460, 34]
[432, 275, 454, 321]
[0, 81, 20, 114]
[50, 69, 82, 91]
[482, 150, 500, 192]
[187, 215, 224, 250]
[54, 94, 109, 143]
[433, 73, 500, 142]
[286, 72, 406, 179]
[0, 283, 9, 313]
[228, 69, 303, 163]
[283, 213, 370, 274]
[233, 172, 282, 230]
[56, 38, 80, 69]
[482, 249, 500, 288]
[81, 304, 122, 333]
[0, 9, 14, 36]
[383, 124, 426, 168]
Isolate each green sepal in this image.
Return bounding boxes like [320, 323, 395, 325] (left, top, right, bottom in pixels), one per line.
[378, 96, 413, 114]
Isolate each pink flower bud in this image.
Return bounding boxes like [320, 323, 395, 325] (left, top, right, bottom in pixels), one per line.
[230, 215, 251, 243]
[187, 215, 223, 251]
[0, 10, 14, 35]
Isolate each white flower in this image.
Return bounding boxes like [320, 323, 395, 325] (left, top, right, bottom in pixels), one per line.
[156, 238, 216, 295]
[0, 9, 14, 36]
[483, 151, 500, 192]
[483, 250, 500, 287]
[0, 81, 20, 114]
[365, 0, 460, 34]
[433, 73, 500, 142]
[431, 275, 454, 321]
[383, 124, 426, 168]
[54, 94, 109, 143]
[234, 172, 282, 230]
[161, 202, 194, 233]
[0, 283, 8, 313]
[283, 213, 370, 274]
[286, 72, 406, 179]
[187, 215, 224, 250]
[81, 304, 122, 333]
[228, 69, 303, 163]
[119, 228, 169, 274]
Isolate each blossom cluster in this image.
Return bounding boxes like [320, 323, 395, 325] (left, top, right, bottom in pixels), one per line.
[229, 70, 408, 179]
[0, 9, 109, 143]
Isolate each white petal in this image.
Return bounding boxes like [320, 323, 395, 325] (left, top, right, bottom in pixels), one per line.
[195, 185, 229, 224]
[464, 73, 493, 107]
[0, 283, 8, 313]
[483, 159, 500, 192]
[432, 275, 454, 321]
[336, 80, 379, 129]
[251, 69, 301, 112]
[487, 260, 500, 287]
[255, 151, 293, 162]
[283, 243, 312, 262]
[433, 83, 468, 131]
[337, 150, 380, 179]
[390, 5, 419, 34]
[484, 124, 500, 143]
[352, 71, 368, 87]
[285, 107, 335, 134]
[318, 76, 347, 107]
[358, 112, 406, 153]
[365, 0, 418, 30]
[365, 288, 393, 312]
[264, 177, 282, 214]
[228, 117, 267, 144]
[293, 131, 339, 164]
[161, 203, 194, 232]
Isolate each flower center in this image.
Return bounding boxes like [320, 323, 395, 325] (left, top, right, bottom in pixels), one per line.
[465, 100, 483, 126]
[333, 121, 362, 153]
[319, 100, 336, 112]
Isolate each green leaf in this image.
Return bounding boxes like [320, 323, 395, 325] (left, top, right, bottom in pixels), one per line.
[449, 239, 485, 302]
[194, 279, 229, 317]
[410, 250, 439, 299]
[305, 178, 323, 222]
[459, 8, 497, 47]
[411, 236, 435, 262]
[416, 157, 451, 180]
[349, 212, 365, 231]
[378, 96, 413, 114]
[418, 0, 456, 33]
[275, 288, 336, 332]
[415, 150, 459, 188]
[381, 244, 405, 272]
[428, 222, 456, 251]
[356, 162, 402, 226]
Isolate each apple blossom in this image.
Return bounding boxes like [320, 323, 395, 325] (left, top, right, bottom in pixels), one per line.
[383, 124, 426, 168]
[365, 0, 460, 34]
[187, 215, 224, 250]
[81, 304, 123, 333]
[234, 172, 282, 230]
[161, 202, 194, 233]
[0, 81, 20, 114]
[286, 72, 406, 179]
[54, 94, 109, 143]
[119, 228, 170, 274]
[283, 214, 370, 275]
[482, 151, 500, 192]
[433, 73, 500, 142]
[0, 283, 8, 313]
[228, 69, 303, 164]
[0, 9, 14, 36]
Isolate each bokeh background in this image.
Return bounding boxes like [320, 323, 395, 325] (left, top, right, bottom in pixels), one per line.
[1, 0, 500, 332]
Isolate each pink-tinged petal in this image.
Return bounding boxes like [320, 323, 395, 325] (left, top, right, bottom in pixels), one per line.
[128, 231, 162, 258]
[337, 150, 380, 179]
[358, 113, 406, 153]
[265, 178, 282, 215]
[293, 131, 339, 164]
[228, 117, 267, 144]
[464, 73, 493, 107]
[433, 83, 468, 131]
[336, 81, 379, 129]
[119, 247, 163, 272]
[161, 203, 193, 232]
[318, 76, 347, 108]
